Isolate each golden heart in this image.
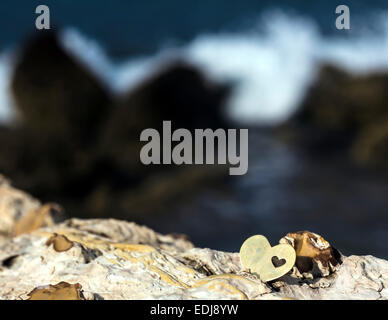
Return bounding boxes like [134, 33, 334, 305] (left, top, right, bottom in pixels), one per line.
[239, 235, 296, 282]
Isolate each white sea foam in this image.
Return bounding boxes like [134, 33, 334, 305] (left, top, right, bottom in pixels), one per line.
[0, 51, 16, 123]
[60, 28, 116, 89]
[184, 12, 320, 124]
[183, 11, 388, 124]
[1, 10, 388, 125]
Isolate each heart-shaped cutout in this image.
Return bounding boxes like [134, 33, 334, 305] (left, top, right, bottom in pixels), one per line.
[271, 256, 286, 268]
[239, 235, 296, 282]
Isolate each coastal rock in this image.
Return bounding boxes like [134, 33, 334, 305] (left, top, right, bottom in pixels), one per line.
[95, 61, 232, 217]
[78, 61, 232, 219]
[1, 30, 112, 215]
[0, 218, 269, 300]
[274, 255, 388, 300]
[0, 178, 386, 300]
[280, 231, 342, 278]
[0, 217, 386, 300]
[283, 64, 388, 167]
[100, 60, 231, 174]
[2, 33, 231, 221]
[11, 30, 111, 141]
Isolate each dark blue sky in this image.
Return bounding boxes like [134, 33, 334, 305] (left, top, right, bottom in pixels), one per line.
[0, 0, 386, 56]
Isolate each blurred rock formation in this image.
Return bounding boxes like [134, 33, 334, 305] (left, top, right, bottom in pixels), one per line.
[282, 64, 388, 167]
[0, 30, 231, 220]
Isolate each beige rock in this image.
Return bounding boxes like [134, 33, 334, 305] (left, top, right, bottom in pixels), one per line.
[275, 255, 388, 300]
[0, 179, 386, 300]
[0, 219, 270, 300]
[0, 218, 386, 300]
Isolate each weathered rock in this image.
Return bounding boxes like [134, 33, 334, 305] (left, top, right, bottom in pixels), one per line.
[273, 255, 388, 300]
[0, 218, 386, 300]
[280, 231, 342, 278]
[0, 218, 269, 300]
[0, 179, 386, 300]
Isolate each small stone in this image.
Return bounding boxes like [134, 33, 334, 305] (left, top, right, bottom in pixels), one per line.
[280, 231, 342, 278]
[45, 233, 74, 252]
[28, 282, 83, 300]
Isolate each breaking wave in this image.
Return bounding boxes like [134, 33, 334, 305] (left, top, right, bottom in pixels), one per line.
[1, 10, 388, 125]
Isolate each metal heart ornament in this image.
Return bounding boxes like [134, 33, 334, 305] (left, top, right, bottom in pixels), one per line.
[239, 235, 296, 282]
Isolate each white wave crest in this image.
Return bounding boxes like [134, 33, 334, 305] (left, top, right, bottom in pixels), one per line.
[1, 10, 388, 125]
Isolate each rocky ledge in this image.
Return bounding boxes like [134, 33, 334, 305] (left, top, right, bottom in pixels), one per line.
[0, 176, 387, 300]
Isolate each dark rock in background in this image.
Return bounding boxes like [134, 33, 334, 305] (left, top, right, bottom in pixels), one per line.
[99, 62, 231, 184]
[95, 62, 231, 219]
[0, 30, 231, 220]
[11, 30, 112, 144]
[281, 64, 388, 167]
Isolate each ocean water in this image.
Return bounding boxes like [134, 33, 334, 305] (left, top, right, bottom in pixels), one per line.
[1, 1, 387, 51]
[1, 2, 388, 257]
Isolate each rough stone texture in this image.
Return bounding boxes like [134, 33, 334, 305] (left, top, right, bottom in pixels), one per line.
[0, 219, 271, 300]
[280, 231, 342, 279]
[0, 181, 387, 300]
[0, 218, 386, 300]
[273, 255, 388, 300]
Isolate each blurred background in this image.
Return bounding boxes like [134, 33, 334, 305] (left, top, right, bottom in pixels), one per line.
[0, 0, 388, 258]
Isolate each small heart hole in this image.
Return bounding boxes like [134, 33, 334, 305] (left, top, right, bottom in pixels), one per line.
[272, 256, 286, 268]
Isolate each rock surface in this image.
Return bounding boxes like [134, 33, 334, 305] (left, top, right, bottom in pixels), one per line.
[280, 231, 342, 278]
[0, 181, 387, 300]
